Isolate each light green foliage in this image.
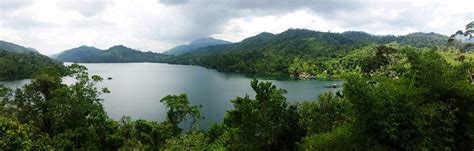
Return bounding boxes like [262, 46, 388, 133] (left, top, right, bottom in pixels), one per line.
[0, 116, 46, 150]
[163, 132, 215, 150]
[440, 50, 474, 65]
[299, 125, 381, 151]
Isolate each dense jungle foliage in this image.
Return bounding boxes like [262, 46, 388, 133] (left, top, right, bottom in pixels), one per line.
[166, 29, 449, 77]
[1, 45, 473, 150]
[0, 50, 65, 81]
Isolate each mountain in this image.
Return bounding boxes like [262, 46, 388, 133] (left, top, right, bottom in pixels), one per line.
[54, 45, 170, 63]
[54, 46, 102, 62]
[0, 40, 38, 53]
[169, 32, 276, 57]
[0, 41, 65, 81]
[166, 29, 449, 76]
[53, 29, 450, 75]
[183, 30, 448, 57]
[397, 32, 449, 48]
[163, 37, 231, 55]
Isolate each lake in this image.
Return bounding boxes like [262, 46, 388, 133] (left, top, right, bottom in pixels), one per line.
[1, 63, 342, 128]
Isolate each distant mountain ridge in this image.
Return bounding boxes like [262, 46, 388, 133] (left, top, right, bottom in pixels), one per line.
[54, 45, 102, 62]
[54, 45, 169, 63]
[181, 30, 448, 57]
[0, 40, 38, 53]
[54, 29, 449, 65]
[166, 29, 449, 76]
[163, 37, 231, 55]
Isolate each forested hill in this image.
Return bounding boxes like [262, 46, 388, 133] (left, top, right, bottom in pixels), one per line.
[0, 40, 39, 53]
[166, 29, 449, 76]
[53, 46, 102, 62]
[54, 45, 170, 63]
[163, 37, 231, 55]
[52, 29, 449, 77]
[0, 41, 65, 81]
[2, 45, 473, 150]
[180, 29, 448, 56]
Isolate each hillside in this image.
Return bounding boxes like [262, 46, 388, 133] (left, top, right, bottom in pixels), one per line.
[0, 40, 38, 53]
[397, 32, 449, 48]
[0, 41, 65, 81]
[163, 37, 231, 55]
[54, 45, 170, 63]
[54, 46, 102, 62]
[53, 29, 450, 76]
[166, 29, 449, 76]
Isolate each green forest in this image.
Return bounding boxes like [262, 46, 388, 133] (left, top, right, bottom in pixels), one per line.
[0, 50, 65, 81]
[54, 45, 170, 63]
[1, 45, 473, 150]
[166, 30, 450, 77]
[1, 0, 472, 149]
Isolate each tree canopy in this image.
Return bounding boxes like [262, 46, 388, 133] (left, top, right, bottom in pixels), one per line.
[1, 44, 473, 150]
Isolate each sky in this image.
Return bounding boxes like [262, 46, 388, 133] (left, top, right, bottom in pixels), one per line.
[0, 0, 473, 55]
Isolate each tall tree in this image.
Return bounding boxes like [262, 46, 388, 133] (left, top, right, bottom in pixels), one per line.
[466, 21, 474, 37]
[160, 94, 202, 133]
[224, 79, 304, 150]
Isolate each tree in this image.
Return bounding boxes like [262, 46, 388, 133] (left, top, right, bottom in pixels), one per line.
[160, 94, 202, 133]
[163, 132, 212, 150]
[344, 75, 420, 150]
[340, 50, 474, 150]
[298, 92, 348, 135]
[466, 21, 474, 37]
[1, 64, 115, 149]
[224, 79, 304, 150]
[116, 117, 176, 150]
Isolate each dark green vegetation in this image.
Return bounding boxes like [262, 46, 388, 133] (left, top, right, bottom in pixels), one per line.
[52, 45, 102, 62]
[54, 45, 170, 63]
[0, 64, 201, 150]
[0, 40, 39, 53]
[163, 37, 231, 55]
[167, 29, 449, 77]
[1, 26, 472, 149]
[0, 42, 65, 81]
[1, 45, 473, 150]
[53, 29, 448, 79]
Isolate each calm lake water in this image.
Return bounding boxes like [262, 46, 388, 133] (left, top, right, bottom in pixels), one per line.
[1, 63, 342, 127]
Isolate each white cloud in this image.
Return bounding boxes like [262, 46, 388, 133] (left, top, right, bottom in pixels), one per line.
[56, 0, 110, 17]
[0, 0, 35, 11]
[0, 0, 472, 55]
[213, 9, 344, 42]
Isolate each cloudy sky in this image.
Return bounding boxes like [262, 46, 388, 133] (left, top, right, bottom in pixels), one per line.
[0, 0, 473, 55]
